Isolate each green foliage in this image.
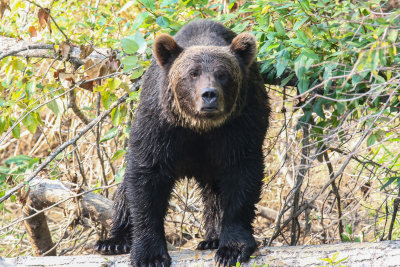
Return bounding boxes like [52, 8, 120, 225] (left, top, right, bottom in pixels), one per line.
[0, 155, 39, 198]
[341, 224, 361, 243]
[319, 252, 349, 267]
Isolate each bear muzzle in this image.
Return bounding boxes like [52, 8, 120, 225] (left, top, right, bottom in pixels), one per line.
[200, 87, 219, 112]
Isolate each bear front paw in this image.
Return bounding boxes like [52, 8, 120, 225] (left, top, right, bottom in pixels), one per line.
[197, 238, 219, 250]
[132, 253, 171, 267]
[214, 240, 256, 267]
[131, 238, 171, 267]
[94, 237, 130, 255]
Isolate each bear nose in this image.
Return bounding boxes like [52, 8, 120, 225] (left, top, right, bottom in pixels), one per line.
[201, 87, 219, 104]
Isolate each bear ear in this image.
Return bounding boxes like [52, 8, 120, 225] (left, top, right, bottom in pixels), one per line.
[230, 32, 257, 67]
[153, 34, 183, 68]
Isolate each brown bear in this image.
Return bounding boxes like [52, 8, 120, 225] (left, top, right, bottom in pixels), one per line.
[95, 20, 270, 267]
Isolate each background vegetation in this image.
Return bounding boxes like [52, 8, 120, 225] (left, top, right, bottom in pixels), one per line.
[0, 0, 400, 259]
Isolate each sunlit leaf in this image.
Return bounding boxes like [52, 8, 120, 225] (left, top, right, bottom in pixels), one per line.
[5, 155, 33, 165]
[121, 38, 139, 54]
[111, 149, 127, 162]
[100, 128, 118, 143]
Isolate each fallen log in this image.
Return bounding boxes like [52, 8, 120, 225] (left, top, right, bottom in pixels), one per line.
[2, 240, 400, 266]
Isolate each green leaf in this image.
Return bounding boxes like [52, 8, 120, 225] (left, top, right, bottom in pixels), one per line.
[111, 107, 121, 126]
[346, 224, 352, 235]
[11, 121, 20, 139]
[313, 99, 325, 119]
[381, 176, 400, 190]
[336, 256, 349, 263]
[115, 166, 126, 183]
[296, 30, 311, 46]
[161, 0, 178, 7]
[299, 0, 310, 11]
[140, 0, 155, 10]
[298, 76, 309, 94]
[388, 29, 398, 43]
[128, 32, 147, 54]
[131, 66, 144, 79]
[367, 134, 376, 147]
[0, 165, 10, 177]
[231, 20, 250, 33]
[5, 155, 33, 165]
[27, 158, 40, 169]
[341, 233, 351, 242]
[101, 91, 117, 110]
[293, 16, 308, 31]
[274, 20, 285, 35]
[22, 113, 38, 134]
[276, 58, 288, 77]
[336, 102, 345, 114]
[107, 78, 121, 91]
[280, 73, 294, 87]
[302, 48, 319, 60]
[122, 56, 139, 72]
[0, 116, 7, 134]
[121, 38, 139, 54]
[156, 16, 170, 29]
[47, 100, 59, 116]
[318, 257, 333, 264]
[111, 149, 127, 162]
[100, 128, 118, 143]
[131, 12, 149, 30]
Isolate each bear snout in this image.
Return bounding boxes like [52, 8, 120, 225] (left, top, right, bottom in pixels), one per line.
[200, 87, 219, 111]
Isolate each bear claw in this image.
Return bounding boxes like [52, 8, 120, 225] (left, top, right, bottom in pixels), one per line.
[214, 243, 254, 267]
[94, 238, 130, 255]
[197, 239, 219, 250]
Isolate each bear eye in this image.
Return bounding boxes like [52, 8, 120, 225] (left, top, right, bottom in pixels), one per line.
[216, 72, 228, 83]
[190, 71, 198, 78]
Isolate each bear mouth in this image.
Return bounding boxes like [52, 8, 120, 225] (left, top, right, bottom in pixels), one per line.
[201, 107, 219, 112]
[199, 101, 220, 113]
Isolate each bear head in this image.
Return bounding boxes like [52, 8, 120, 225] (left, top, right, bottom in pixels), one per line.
[153, 32, 257, 132]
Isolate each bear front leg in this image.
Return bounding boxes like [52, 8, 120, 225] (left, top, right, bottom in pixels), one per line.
[215, 162, 263, 267]
[125, 169, 174, 267]
[94, 183, 132, 254]
[197, 184, 222, 250]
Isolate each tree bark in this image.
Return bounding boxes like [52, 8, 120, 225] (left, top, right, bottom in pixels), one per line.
[2, 241, 400, 266]
[23, 196, 56, 256]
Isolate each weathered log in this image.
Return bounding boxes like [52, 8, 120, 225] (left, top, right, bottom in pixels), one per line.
[14, 178, 113, 256]
[2, 241, 400, 266]
[23, 178, 113, 229]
